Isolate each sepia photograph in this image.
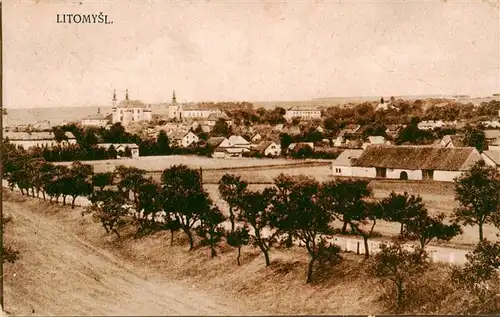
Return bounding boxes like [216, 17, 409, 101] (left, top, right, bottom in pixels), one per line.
[1, 0, 500, 315]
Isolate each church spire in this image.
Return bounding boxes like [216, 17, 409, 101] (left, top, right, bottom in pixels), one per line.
[172, 90, 177, 104]
[125, 89, 129, 101]
[112, 89, 117, 108]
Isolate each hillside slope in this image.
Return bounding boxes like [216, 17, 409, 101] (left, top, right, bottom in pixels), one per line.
[2, 194, 254, 316]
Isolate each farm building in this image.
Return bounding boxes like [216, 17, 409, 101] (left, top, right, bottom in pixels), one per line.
[482, 151, 500, 170]
[4, 131, 77, 149]
[97, 143, 140, 158]
[331, 149, 364, 177]
[228, 135, 251, 150]
[349, 145, 483, 182]
[254, 141, 281, 157]
[212, 147, 244, 159]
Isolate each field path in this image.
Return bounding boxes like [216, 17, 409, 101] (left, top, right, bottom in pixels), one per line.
[2, 199, 255, 316]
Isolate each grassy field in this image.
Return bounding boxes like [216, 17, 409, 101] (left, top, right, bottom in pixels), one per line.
[56, 156, 326, 173]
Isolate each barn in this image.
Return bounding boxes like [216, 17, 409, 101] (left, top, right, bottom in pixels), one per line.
[350, 145, 483, 182]
[331, 149, 364, 177]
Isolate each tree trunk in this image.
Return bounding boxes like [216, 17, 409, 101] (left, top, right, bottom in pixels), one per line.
[237, 246, 241, 266]
[210, 244, 216, 258]
[397, 279, 404, 304]
[63, 196, 67, 206]
[363, 236, 370, 259]
[186, 230, 194, 250]
[170, 230, 174, 246]
[400, 223, 404, 235]
[229, 210, 235, 233]
[306, 257, 316, 284]
[42, 191, 46, 201]
[258, 243, 271, 266]
[479, 223, 484, 241]
[113, 229, 120, 238]
[341, 221, 348, 233]
[71, 196, 77, 209]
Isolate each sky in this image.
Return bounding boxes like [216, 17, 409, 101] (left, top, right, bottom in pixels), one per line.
[4, 0, 500, 108]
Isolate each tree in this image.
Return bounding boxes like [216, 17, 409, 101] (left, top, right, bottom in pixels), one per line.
[197, 206, 226, 257]
[213, 119, 230, 137]
[85, 190, 130, 238]
[92, 172, 115, 192]
[323, 117, 338, 131]
[226, 226, 250, 266]
[135, 181, 163, 237]
[404, 212, 462, 249]
[157, 130, 171, 155]
[319, 179, 372, 234]
[453, 161, 500, 241]
[272, 176, 339, 282]
[161, 165, 212, 250]
[237, 187, 277, 266]
[115, 166, 147, 206]
[371, 242, 430, 309]
[463, 127, 487, 152]
[380, 191, 427, 235]
[451, 240, 500, 311]
[107, 145, 118, 159]
[279, 133, 293, 156]
[218, 174, 248, 233]
[66, 161, 93, 208]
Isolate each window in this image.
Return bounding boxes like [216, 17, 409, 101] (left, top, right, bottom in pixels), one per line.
[376, 168, 387, 178]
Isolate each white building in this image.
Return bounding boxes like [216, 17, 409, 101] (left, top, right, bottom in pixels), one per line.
[171, 131, 199, 148]
[81, 109, 110, 128]
[97, 143, 140, 158]
[111, 90, 153, 126]
[283, 107, 322, 122]
[181, 106, 222, 121]
[350, 145, 483, 182]
[362, 136, 387, 149]
[254, 141, 281, 157]
[331, 149, 364, 177]
[227, 135, 251, 150]
[4, 131, 77, 149]
[485, 130, 500, 151]
[417, 120, 445, 130]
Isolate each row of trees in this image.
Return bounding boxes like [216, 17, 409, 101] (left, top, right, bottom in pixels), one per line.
[4, 140, 500, 311]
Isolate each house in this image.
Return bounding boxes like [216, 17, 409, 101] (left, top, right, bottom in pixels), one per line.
[332, 149, 364, 177]
[255, 141, 281, 157]
[284, 107, 322, 122]
[111, 90, 153, 126]
[417, 120, 444, 130]
[212, 147, 245, 159]
[485, 130, 500, 151]
[250, 133, 262, 143]
[288, 142, 314, 151]
[315, 126, 325, 133]
[340, 124, 361, 136]
[273, 124, 284, 132]
[362, 136, 387, 149]
[81, 108, 110, 127]
[205, 112, 233, 127]
[4, 131, 77, 149]
[333, 136, 346, 147]
[97, 143, 140, 158]
[181, 106, 222, 121]
[482, 151, 500, 170]
[440, 135, 464, 148]
[171, 131, 199, 148]
[481, 120, 500, 128]
[350, 145, 483, 182]
[283, 125, 302, 135]
[385, 124, 403, 138]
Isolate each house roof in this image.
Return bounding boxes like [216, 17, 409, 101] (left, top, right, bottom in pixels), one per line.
[482, 151, 500, 166]
[353, 145, 480, 171]
[117, 100, 147, 109]
[484, 130, 500, 139]
[288, 142, 314, 150]
[228, 135, 250, 145]
[207, 112, 231, 121]
[367, 136, 385, 144]
[97, 143, 139, 150]
[287, 106, 321, 112]
[207, 137, 227, 147]
[4, 131, 75, 140]
[333, 149, 364, 166]
[255, 140, 276, 153]
[341, 124, 361, 135]
[83, 113, 109, 121]
[442, 135, 464, 147]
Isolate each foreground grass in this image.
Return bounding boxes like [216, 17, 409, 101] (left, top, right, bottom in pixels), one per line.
[2, 189, 493, 315]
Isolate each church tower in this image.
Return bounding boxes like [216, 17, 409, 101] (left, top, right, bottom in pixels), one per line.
[125, 89, 129, 101]
[112, 89, 117, 109]
[172, 90, 177, 104]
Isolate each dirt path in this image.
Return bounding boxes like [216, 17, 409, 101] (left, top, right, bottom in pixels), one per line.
[2, 199, 252, 316]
